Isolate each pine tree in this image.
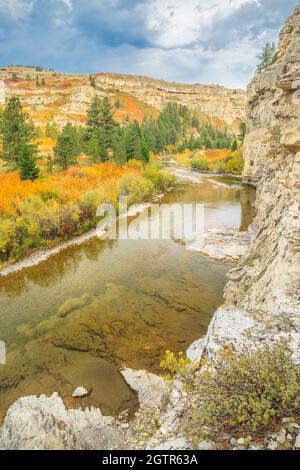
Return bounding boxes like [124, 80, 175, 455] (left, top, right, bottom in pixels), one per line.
[140, 136, 150, 163]
[54, 122, 78, 169]
[100, 96, 116, 149]
[89, 75, 96, 89]
[86, 96, 101, 136]
[256, 42, 277, 74]
[19, 144, 39, 181]
[36, 75, 40, 87]
[114, 132, 127, 167]
[87, 132, 101, 163]
[238, 122, 246, 143]
[231, 139, 238, 151]
[0, 97, 37, 168]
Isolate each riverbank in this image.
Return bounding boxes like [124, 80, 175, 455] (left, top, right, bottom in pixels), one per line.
[0, 163, 175, 276]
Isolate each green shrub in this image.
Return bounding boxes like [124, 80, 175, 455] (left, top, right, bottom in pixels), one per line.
[191, 157, 209, 172]
[162, 343, 300, 447]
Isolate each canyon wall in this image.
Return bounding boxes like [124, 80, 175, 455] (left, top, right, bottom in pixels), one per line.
[0, 68, 245, 128]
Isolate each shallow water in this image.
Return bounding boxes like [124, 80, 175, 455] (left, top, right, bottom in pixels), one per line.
[0, 172, 255, 420]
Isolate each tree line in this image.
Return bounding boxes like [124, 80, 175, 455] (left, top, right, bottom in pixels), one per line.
[0, 95, 237, 180]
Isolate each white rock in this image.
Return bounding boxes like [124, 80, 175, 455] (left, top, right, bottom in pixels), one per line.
[268, 441, 278, 450]
[0, 393, 125, 450]
[72, 386, 89, 398]
[121, 369, 169, 409]
[295, 434, 300, 449]
[149, 438, 190, 450]
[198, 440, 215, 450]
[186, 338, 205, 363]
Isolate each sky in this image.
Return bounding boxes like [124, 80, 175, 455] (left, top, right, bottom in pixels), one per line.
[0, 0, 299, 89]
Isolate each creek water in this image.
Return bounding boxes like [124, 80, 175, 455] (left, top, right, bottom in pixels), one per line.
[0, 169, 255, 421]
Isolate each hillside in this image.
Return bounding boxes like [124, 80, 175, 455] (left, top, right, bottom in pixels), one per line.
[0, 67, 245, 131]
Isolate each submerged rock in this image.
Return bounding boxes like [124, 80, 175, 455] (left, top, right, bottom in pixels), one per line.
[57, 293, 91, 318]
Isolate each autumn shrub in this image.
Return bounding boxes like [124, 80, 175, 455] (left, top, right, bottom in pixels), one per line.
[0, 162, 173, 265]
[117, 174, 154, 205]
[191, 157, 209, 172]
[161, 343, 300, 447]
[142, 165, 175, 191]
[126, 159, 143, 170]
[224, 152, 244, 174]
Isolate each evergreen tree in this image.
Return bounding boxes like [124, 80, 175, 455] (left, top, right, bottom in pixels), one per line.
[256, 42, 277, 74]
[114, 131, 127, 167]
[19, 144, 39, 181]
[231, 139, 238, 151]
[87, 132, 101, 163]
[100, 96, 116, 149]
[36, 75, 40, 87]
[238, 122, 247, 143]
[140, 136, 150, 163]
[89, 75, 96, 89]
[0, 96, 37, 168]
[86, 95, 101, 136]
[54, 122, 78, 169]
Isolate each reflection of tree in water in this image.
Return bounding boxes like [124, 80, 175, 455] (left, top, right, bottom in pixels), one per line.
[240, 185, 256, 232]
[0, 237, 116, 296]
[82, 238, 116, 262]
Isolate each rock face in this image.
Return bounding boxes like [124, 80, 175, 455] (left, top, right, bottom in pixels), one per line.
[121, 369, 169, 409]
[0, 68, 245, 128]
[227, 6, 300, 357]
[144, 6, 300, 449]
[0, 393, 126, 450]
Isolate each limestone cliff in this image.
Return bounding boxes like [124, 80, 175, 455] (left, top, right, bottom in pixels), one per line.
[227, 6, 300, 331]
[0, 68, 245, 128]
[144, 6, 300, 450]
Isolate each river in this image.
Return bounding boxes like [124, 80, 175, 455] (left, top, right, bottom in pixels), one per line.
[0, 168, 255, 421]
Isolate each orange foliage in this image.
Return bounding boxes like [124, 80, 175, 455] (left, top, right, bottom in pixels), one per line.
[113, 92, 158, 124]
[0, 163, 138, 217]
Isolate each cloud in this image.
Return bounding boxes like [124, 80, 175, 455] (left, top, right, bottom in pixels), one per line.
[0, 0, 35, 21]
[145, 0, 261, 48]
[0, 0, 299, 88]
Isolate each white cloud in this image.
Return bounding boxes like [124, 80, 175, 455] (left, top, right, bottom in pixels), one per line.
[145, 0, 261, 48]
[0, 0, 35, 21]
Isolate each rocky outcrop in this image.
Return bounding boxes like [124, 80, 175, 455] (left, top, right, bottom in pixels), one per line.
[0, 68, 245, 128]
[142, 6, 300, 449]
[0, 393, 127, 450]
